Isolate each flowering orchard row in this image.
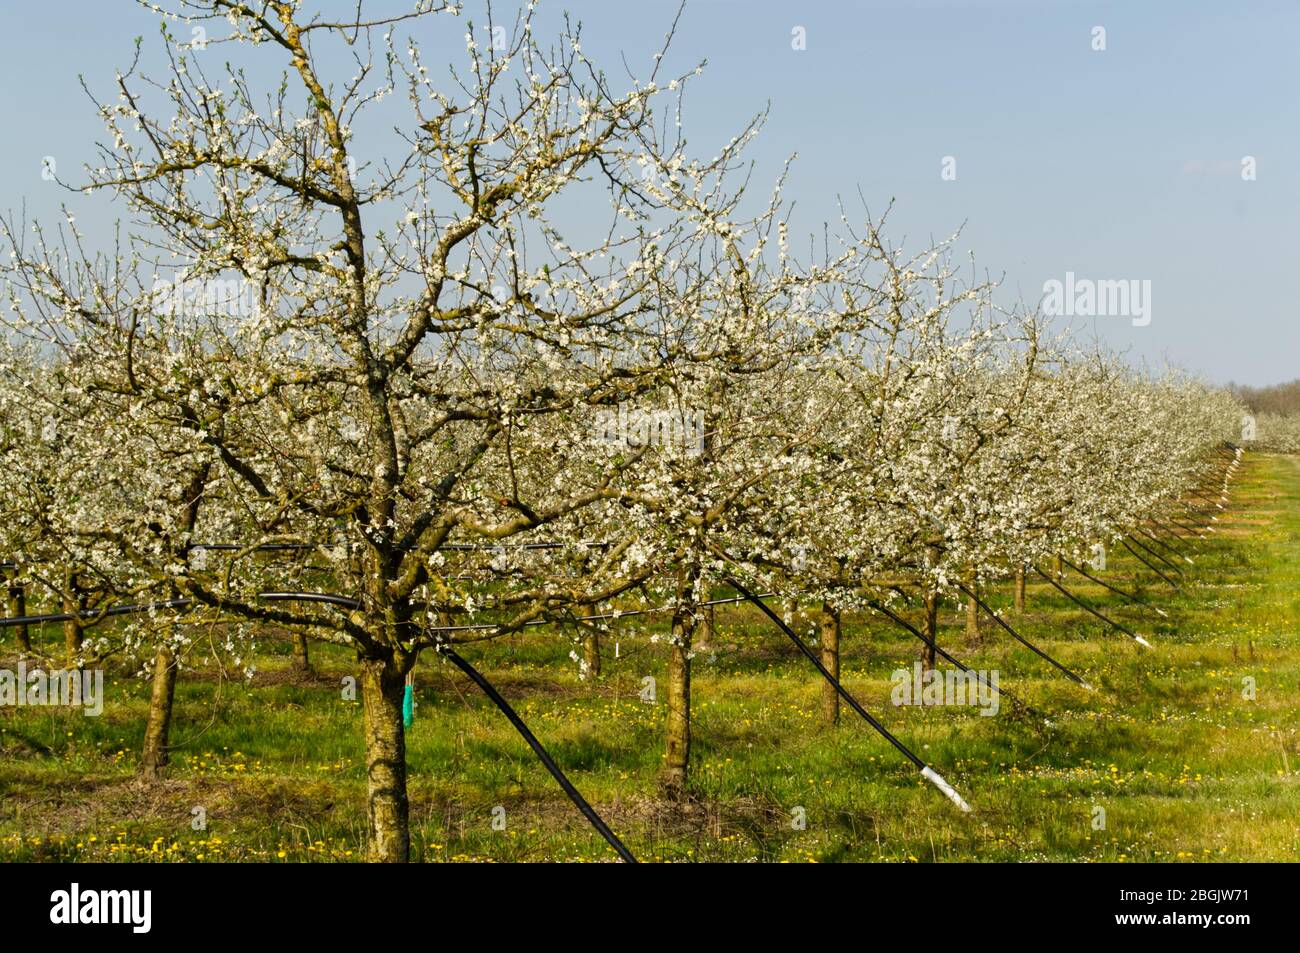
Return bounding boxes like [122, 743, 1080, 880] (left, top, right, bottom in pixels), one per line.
[0, 1, 1246, 860]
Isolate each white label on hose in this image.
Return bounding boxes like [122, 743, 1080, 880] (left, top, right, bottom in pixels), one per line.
[921, 766, 971, 813]
[1135, 635, 1154, 648]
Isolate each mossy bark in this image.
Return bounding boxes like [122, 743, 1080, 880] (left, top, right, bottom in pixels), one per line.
[361, 655, 409, 862]
[582, 630, 601, 679]
[697, 602, 715, 651]
[5, 571, 28, 654]
[292, 630, 311, 672]
[660, 570, 699, 801]
[140, 645, 178, 780]
[921, 590, 939, 674]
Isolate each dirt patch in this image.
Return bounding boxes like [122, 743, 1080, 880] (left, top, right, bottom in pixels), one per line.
[1, 772, 339, 838]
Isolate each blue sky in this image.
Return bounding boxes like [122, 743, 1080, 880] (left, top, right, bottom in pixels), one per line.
[2, 0, 1296, 384]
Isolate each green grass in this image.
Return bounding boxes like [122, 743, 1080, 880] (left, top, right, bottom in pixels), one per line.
[3, 454, 1299, 862]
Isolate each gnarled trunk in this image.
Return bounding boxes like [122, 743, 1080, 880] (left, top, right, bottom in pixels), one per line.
[582, 631, 600, 679]
[696, 602, 715, 652]
[819, 601, 840, 726]
[292, 630, 311, 672]
[5, 570, 28, 654]
[361, 655, 409, 862]
[660, 570, 699, 800]
[140, 644, 177, 780]
[921, 590, 938, 674]
[661, 630, 693, 800]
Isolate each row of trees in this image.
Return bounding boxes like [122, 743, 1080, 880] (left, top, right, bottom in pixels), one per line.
[1, 0, 1242, 860]
[1232, 379, 1300, 416]
[1249, 414, 1300, 453]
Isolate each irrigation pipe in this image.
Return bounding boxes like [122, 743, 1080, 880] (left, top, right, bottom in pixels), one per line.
[1033, 567, 1152, 648]
[1057, 557, 1168, 619]
[953, 581, 1092, 687]
[438, 645, 637, 863]
[1119, 538, 1182, 590]
[724, 576, 972, 813]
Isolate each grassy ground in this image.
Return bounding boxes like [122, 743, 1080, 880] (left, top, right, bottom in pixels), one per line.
[2, 453, 1298, 862]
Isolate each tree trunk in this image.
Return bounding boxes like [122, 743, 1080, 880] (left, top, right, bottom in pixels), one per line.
[582, 630, 601, 679]
[921, 590, 938, 675]
[291, 630, 311, 672]
[5, 571, 29, 654]
[1014, 566, 1026, 614]
[361, 656, 410, 862]
[140, 644, 178, 780]
[660, 588, 698, 801]
[819, 601, 840, 726]
[1055, 554, 1064, 580]
[63, 569, 84, 668]
[696, 602, 715, 652]
[965, 570, 980, 643]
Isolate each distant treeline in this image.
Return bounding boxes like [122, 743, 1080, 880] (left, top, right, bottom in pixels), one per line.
[1231, 379, 1300, 415]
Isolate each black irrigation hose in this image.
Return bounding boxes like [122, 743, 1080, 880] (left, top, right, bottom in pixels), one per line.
[1190, 490, 1225, 511]
[1140, 524, 1185, 554]
[1162, 514, 1203, 538]
[0, 592, 368, 628]
[0, 589, 771, 635]
[1127, 534, 1185, 576]
[1143, 521, 1187, 548]
[864, 597, 1039, 719]
[0, 597, 194, 628]
[724, 580, 920, 768]
[1033, 567, 1152, 648]
[1120, 538, 1182, 591]
[438, 646, 637, 864]
[1180, 500, 1217, 524]
[257, 591, 361, 609]
[953, 581, 1091, 688]
[1151, 517, 1195, 544]
[1178, 497, 1214, 518]
[724, 577, 972, 812]
[1058, 557, 1168, 619]
[1139, 528, 1193, 566]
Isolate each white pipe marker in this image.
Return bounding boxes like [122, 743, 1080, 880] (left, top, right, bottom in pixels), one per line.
[921, 766, 972, 813]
